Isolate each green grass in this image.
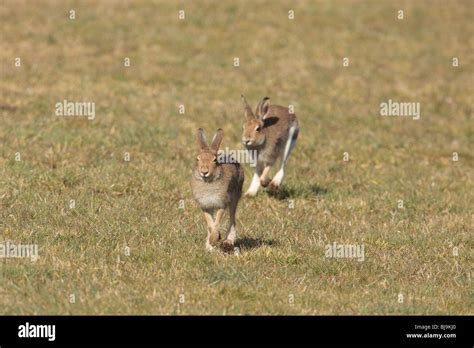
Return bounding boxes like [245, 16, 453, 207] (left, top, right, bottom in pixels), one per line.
[0, 0, 473, 314]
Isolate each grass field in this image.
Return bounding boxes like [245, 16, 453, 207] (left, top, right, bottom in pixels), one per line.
[0, 0, 473, 315]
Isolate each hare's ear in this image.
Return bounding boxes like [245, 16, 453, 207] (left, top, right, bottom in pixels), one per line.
[241, 95, 255, 120]
[197, 128, 209, 151]
[210, 128, 223, 153]
[256, 97, 270, 120]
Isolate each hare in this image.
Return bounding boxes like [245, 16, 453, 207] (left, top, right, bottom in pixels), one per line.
[241, 95, 299, 196]
[191, 128, 244, 251]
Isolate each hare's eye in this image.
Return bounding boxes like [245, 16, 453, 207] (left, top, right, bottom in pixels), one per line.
[213, 157, 217, 163]
[255, 125, 261, 132]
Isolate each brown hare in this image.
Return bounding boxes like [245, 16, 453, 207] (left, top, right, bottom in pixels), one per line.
[191, 128, 244, 251]
[241, 96, 299, 196]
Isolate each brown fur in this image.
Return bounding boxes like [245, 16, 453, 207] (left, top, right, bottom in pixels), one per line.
[241, 96, 299, 194]
[191, 128, 244, 251]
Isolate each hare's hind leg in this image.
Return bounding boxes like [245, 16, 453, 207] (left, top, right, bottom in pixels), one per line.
[222, 200, 238, 252]
[270, 126, 298, 189]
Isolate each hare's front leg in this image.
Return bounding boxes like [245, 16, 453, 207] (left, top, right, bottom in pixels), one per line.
[222, 200, 238, 252]
[245, 167, 261, 197]
[259, 165, 271, 187]
[209, 208, 224, 246]
[203, 211, 216, 251]
[246, 162, 268, 196]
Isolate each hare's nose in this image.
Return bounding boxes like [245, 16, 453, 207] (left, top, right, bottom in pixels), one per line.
[200, 170, 209, 177]
[243, 139, 251, 145]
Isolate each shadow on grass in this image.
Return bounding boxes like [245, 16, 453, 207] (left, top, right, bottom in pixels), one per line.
[236, 237, 279, 251]
[266, 183, 328, 200]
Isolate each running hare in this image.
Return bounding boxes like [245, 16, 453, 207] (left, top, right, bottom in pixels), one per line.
[241, 95, 299, 196]
[191, 128, 244, 251]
